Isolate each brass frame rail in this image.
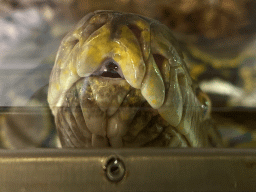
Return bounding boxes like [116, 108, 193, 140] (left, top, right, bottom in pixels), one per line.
[0, 148, 255, 191]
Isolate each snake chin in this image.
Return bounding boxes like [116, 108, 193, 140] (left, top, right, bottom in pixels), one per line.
[55, 75, 188, 148]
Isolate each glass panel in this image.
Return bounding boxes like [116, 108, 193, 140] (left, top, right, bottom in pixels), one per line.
[0, 0, 255, 149]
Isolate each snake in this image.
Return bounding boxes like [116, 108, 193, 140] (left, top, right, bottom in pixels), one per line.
[47, 10, 223, 148]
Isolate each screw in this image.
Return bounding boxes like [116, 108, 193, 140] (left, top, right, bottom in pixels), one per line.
[105, 157, 125, 182]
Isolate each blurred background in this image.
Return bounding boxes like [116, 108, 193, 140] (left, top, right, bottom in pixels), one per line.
[0, 0, 256, 148]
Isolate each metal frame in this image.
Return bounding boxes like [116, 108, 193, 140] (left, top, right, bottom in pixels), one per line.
[0, 148, 255, 191]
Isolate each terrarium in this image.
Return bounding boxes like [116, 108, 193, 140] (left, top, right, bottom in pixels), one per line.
[0, 1, 255, 191]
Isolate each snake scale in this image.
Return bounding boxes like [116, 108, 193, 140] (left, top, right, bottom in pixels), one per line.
[47, 11, 223, 148]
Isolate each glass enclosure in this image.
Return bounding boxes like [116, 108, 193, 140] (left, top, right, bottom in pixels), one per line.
[0, 0, 255, 148]
[0, 0, 256, 191]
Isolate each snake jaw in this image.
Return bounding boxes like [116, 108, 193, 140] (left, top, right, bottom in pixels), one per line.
[88, 77, 131, 117]
[141, 54, 165, 109]
[158, 67, 184, 127]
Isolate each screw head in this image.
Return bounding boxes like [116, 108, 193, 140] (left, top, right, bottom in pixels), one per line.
[105, 157, 126, 182]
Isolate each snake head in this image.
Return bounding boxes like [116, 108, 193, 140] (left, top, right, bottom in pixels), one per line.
[48, 11, 221, 148]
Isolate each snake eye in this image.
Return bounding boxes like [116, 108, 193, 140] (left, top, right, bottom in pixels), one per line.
[195, 86, 211, 119]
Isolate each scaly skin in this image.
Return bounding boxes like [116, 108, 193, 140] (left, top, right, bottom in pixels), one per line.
[48, 10, 223, 148]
